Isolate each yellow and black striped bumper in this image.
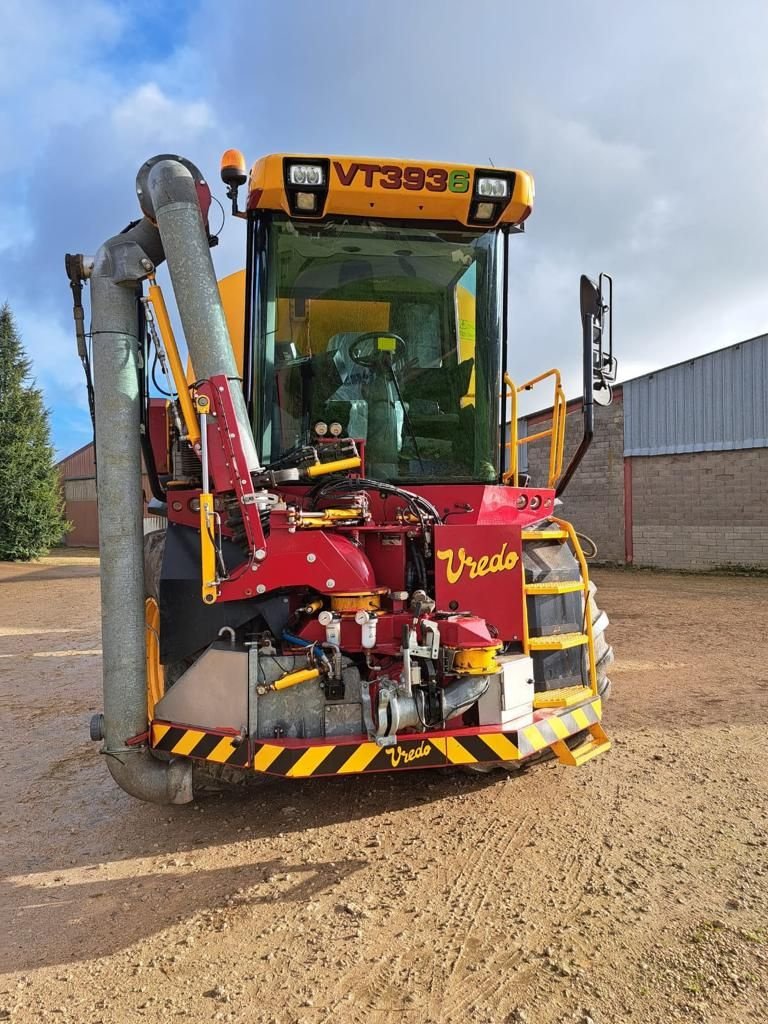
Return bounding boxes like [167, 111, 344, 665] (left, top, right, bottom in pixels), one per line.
[151, 723, 250, 767]
[150, 696, 604, 778]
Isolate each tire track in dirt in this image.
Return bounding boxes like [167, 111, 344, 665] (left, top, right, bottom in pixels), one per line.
[426, 804, 537, 1022]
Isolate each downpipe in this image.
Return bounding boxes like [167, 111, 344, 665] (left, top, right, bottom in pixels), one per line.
[81, 218, 193, 805]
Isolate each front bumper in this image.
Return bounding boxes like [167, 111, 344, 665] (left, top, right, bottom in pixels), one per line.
[149, 694, 607, 779]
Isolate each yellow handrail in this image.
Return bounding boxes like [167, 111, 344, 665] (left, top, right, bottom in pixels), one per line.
[502, 373, 519, 484]
[504, 368, 567, 489]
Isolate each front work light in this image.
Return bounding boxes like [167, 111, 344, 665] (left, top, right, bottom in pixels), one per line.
[295, 192, 317, 212]
[288, 163, 325, 186]
[473, 202, 496, 221]
[476, 176, 509, 198]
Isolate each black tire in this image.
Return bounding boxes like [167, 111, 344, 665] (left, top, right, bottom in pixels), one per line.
[143, 529, 195, 692]
[144, 528, 166, 603]
[587, 580, 613, 698]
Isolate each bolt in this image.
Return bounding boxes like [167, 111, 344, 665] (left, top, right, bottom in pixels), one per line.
[307, 553, 316, 563]
[256, 584, 266, 594]
[255, 549, 266, 561]
[326, 579, 336, 589]
[140, 258, 154, 272]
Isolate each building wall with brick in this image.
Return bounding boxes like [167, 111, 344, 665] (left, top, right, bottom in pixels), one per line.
[521, 364, 768, 570]
[630, 449, 768, 569]
[524, 393, 626, 564]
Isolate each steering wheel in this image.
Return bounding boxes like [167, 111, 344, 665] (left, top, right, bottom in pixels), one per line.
[348, 332, 407, 370]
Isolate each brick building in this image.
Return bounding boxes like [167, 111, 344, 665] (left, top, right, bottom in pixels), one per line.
[520, 334, 768, 570]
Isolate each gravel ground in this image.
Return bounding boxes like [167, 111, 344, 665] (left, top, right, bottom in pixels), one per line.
[0, 555, 766, 1024]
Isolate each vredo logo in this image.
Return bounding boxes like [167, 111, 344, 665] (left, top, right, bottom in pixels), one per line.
[384, 741, 433, 769]
[436, 542, 519, 585]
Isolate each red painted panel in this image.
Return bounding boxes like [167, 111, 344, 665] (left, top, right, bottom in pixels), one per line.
[433, 523, 523, 641]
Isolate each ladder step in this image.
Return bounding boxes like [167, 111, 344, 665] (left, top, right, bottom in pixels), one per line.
[533, 685, 593, 708]
[522, 529, 569, 541]
[525, 580, 585, 596]
[552, 724, 611, 766]
[528, 631, 589, 651]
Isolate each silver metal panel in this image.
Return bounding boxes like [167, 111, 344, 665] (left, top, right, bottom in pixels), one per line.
[624, 335, 768, 455]
[155, 644, 248, 731]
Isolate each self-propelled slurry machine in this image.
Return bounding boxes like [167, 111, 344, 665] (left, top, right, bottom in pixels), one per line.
[65, 150, 616, 804]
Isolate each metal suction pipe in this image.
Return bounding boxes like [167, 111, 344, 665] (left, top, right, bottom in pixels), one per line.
[87, 217, 193, 804]
[143, 157, 261, 472]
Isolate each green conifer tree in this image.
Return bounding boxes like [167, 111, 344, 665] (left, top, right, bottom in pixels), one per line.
[0, 303, 69, 560]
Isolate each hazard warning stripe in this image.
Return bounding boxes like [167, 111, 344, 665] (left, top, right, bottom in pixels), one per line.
[150, 722, 250, 768]
[516, 697, 602, 756]
[151, 696, 603, 778]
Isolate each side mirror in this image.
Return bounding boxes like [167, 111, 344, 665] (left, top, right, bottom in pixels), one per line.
[582, 272, 616, 400]
[580, 274, 601, 320]
[556, 271, 616, 496]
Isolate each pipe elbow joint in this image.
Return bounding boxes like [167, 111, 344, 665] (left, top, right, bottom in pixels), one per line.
[138, 154, 207, 221]
[106, 748, 194, 805]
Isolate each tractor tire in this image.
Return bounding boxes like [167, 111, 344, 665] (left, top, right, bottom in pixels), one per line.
[143, 529, 193, 693]
[588, 580, 614, 699]
[143, 530, 264, 793]
[143, 528, 165, 603]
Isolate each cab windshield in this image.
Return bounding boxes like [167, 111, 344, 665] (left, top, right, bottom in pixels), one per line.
[252, 216, 504, 482]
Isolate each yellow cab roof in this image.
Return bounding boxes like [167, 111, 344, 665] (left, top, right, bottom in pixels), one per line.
[247, 153, 534, 229]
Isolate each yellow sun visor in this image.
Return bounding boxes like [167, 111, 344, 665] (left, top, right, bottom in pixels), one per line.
[247, 154, 534, 229]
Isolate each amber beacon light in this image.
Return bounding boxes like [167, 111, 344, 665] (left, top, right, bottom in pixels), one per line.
[220, 148, 248, 215]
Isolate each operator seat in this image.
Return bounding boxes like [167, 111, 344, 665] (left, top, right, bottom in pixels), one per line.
[325, 332, 404, 444]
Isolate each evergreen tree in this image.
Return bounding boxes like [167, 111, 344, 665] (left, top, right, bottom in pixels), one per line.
[0, 303, 69, 560]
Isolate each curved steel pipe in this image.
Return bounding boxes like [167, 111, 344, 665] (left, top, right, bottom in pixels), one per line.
[88, 217, 193, 804]
[144, 158, 261, 472]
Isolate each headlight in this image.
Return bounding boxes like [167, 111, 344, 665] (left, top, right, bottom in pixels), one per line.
[288, 163, 325, 186]
[476, 176, 509, 198]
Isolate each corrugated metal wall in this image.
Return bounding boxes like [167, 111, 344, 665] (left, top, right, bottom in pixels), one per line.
[624, 334, 768, 455]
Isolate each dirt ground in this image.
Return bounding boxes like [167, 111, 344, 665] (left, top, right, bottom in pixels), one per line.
[0, 555, 766, 1024]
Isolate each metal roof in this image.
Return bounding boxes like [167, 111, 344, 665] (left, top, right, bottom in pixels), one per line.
[624, 334, 768, 455]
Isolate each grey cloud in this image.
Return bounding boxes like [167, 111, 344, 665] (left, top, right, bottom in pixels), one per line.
[4, 0, 768, 454]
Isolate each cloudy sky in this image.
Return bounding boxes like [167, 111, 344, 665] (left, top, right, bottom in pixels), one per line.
[3, 0, 768, 456]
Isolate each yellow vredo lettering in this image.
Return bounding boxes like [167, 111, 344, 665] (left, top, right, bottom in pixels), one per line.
[384, 741, 432, 769]
[436, 542, 519, 586]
